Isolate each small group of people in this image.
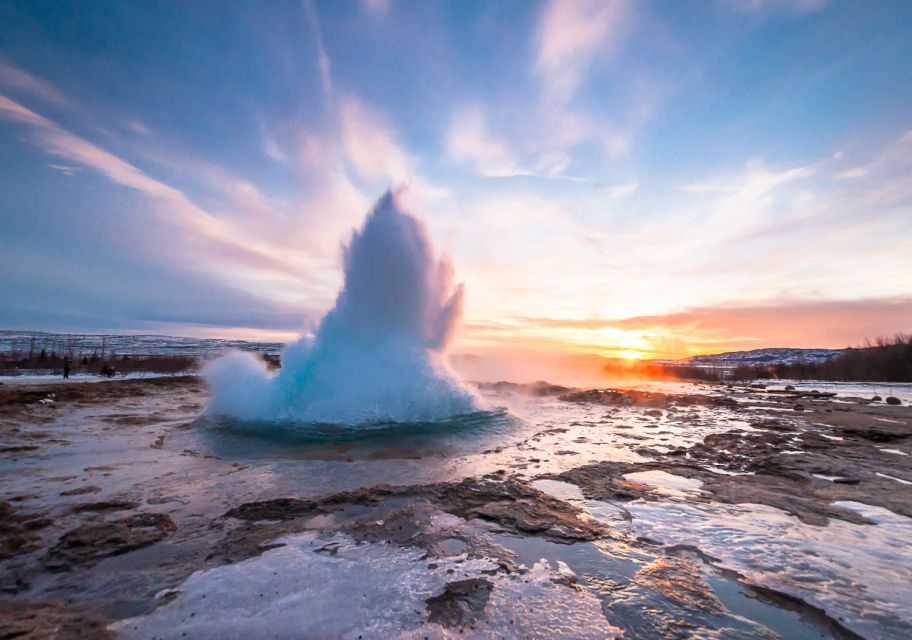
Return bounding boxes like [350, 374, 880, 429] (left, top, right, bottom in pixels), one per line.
[60, 357, 118, 379]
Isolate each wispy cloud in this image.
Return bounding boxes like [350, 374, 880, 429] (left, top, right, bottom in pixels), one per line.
[0, 94, 299, 278]
[362, 0, 390, 16]
[681, 162, 815, 195]
[679, 161, 817, 238]
[446, 106, 590, 179]
[1, 95, 182, 199]
[262, 131, 289, 163]
[0, 59, 69, 106]
[831, 129, 912, 183]
[447, 106, 521, 177]
[604, 181, 638, 199]
[339, 96, 412, 183]
[126, 120, 152, 136]
[526, 0, 645, 163]
[536, 0, 632, 102]
[301, 3, 418, 191]
[722, 0, 828, 15]
[48, 163, 80, 176]
[303, 0, 334, 98]
[835, 166, 869, 180]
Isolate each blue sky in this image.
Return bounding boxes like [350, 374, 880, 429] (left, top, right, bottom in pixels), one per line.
[1, 0, 911, 357]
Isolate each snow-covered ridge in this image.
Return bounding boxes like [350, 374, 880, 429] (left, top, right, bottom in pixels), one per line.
[0, 330, 284, 358]
[685, 347, 844, 366]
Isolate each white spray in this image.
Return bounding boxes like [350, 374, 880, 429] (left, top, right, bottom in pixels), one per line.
[204, 190, 480, 426]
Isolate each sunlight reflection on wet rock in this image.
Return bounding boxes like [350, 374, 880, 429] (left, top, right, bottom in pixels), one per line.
[112, 532, 621, 639]
[623, 499, 912, 640]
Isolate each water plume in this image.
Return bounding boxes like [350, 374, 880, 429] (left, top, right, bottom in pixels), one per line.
[204, 190, 480, 426]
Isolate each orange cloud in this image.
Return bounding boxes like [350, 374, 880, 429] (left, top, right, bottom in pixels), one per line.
[460, 298, 912, 359]
[613, 298, 912, 349]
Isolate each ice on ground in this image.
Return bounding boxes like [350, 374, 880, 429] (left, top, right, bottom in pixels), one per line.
[875, 472, 912, 485]
[623, 499, 912, 640]
[812, 473, 852, 482]
[532, 478, 586, 502]
[112, 532, 620, 639]
[769, 381, 912, 404]
[623, 470, 704, 494]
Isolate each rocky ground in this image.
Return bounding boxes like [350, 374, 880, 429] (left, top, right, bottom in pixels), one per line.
[0, 376, 909, 638]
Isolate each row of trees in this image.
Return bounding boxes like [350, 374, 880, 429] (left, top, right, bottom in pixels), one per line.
[727, 334, 912, 382]
[2, 334, 112, 362]
[0, 351, 198, 375]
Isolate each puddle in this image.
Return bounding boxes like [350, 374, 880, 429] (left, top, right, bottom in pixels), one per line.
[623, 470, 704, 494]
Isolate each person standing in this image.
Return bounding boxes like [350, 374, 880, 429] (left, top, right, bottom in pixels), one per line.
[63, 357, 70, 379]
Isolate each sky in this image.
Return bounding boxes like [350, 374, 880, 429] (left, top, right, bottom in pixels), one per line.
[1, 0, 911, 360]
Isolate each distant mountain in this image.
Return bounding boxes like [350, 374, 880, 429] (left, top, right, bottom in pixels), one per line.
[685, 347, 845, 367]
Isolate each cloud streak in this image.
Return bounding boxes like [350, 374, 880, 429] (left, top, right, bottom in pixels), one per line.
[340, 96, 412, 183]
[303, 0, 334, 99]
[722, 0, 828, 16]
[536, 0, 632, 102]
[447, 106, 521, 177]
[0, 94, 302, 279]
[0, 58, 69, 106]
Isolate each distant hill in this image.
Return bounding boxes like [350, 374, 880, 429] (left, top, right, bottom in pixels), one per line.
[0, 330, 285, 358]
[685, 347, 845, 367]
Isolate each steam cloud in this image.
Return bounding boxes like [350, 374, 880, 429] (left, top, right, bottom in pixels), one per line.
[204, 191, 480, 426]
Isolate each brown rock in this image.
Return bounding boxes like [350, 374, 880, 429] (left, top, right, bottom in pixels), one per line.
[0, 600, 112, 639]
[426, 578, 493, 628]
[44, 513, 176, 571]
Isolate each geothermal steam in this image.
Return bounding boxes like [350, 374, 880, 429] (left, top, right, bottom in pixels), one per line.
[205, 191, 480, 426]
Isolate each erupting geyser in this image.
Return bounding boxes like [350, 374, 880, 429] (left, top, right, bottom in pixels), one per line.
[204, 190, 480, 426]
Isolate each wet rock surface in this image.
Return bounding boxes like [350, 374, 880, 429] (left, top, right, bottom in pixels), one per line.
[625, 464, 869, 525]
[423, 477, 604, 541]
[425, 577, 493, 627]
[0, 501, 51, 560]
[0, 599, 113, 639]
[1, 375, 910, 638]
[44, 513, 177, 571]
[607, 553, 771, 640]
[214, 477, 603, 565]
[559, 387, 740, 410]
[555, 415, 912, 526]
[474, 380, 574, 396]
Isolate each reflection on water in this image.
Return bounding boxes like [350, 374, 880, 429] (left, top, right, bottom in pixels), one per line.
[491, 532, 832, 639]
[626, 499, 912, 640]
